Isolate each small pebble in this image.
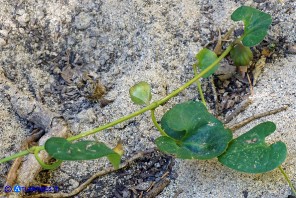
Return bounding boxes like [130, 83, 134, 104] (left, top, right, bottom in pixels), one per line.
[134, 181, 152, 191]
[0, 38, 6, 47]
[226, 100, 235, 109]
[218, 89, 225, 94]
[36, 10, 45, 20]
[223, 80, 230, 87]
[17, 12, 30, 26]
[235, 80, 243, 88]
[287, 45, 296, 54]
[68, 179, 79, 189]
[74, 12, 92, 30]
[77, 108, 96, 123]
[0, 29, 9, 37]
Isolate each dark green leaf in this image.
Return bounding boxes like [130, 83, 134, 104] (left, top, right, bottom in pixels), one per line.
[129, 81, 152, 105]
[231, 6, 272, 47]
[196, 48, 220, 78]
[45, 137, 121, 169]
[155, 136, 194, 159]
[218, 122, 287, 173]
[230, 42, 253, 66]
[157, 101, 232, 159]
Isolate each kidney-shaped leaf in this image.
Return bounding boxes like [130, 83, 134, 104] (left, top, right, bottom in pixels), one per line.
[231, 6, 272, 47]
[218, 121, 287, 173]
[156, 101, 232, 159]
[196, 48, 220, 78]
[45, 137, 121, 168]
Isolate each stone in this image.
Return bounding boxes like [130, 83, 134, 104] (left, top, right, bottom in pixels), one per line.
[74, 12, 92, 30]
[0, 38, 6, 47]
[17, 12, 30, 26]
[0, 29, 9, 37]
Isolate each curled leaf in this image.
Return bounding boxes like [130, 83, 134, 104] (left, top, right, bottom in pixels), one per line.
[129, 81, 152, 105]
[231, 6, 272, 47]
[218, 122, 287, 173]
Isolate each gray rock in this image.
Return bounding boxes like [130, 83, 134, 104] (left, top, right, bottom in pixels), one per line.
[35, 10, 45, 20]
[77, 108, 96, 123]
[0, 29, 9, 37]
[74, 12, 92, 30]
[16, 12, 30, 26]
[68, 179, 79, 190]
[0, 38, 6, 47]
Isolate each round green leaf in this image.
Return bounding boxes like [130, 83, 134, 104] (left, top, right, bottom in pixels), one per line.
[218, 122, 287, 173]
[158, 101, 233, 159]
[129, 81, 152, 105]
[45, 137, 121, 168]
[231, 6, 272, 47]
[196, 48, 220, 78]
[230, 42, 253, 66]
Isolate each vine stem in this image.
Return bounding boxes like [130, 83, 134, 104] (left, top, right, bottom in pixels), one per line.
[67, 43, 233, 141]
[150, 109, 167, 136]
[0, 43, 234, 164]
[193, 63, 207, 106]
[0, 147, 36, 163]
[278, 166, 296, 195]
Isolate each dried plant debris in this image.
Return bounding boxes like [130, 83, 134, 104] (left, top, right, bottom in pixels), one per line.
[203, 75, 250, 116]
[59, 52, 113, 107]
[39, 150, 176, 198]
[93, 151, 175, 198]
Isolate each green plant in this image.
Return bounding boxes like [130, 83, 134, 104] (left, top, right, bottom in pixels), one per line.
[1, 6, 295, 195]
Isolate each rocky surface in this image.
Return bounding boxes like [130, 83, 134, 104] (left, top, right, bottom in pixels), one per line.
[0, 0, 295, 197]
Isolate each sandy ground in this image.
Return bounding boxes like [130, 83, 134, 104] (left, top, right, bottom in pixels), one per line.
[0, 0, 295, 197]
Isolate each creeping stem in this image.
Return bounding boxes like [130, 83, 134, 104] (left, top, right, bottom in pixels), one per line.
[150, 109, 168, 136]
[193, 63, 206, 106]
[34, 146, 63, 170]
[0, 148, 35, 163]
[0, 43, 234, 164]
[68, 43, 233, 142]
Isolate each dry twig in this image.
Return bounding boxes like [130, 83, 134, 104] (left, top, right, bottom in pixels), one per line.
[227, 105, 289, 131]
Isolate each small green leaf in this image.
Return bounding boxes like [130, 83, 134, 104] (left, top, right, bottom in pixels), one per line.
[44, 137, 121, 169]
[196, 48, 220, 78]
[231, 6, 272, 47]
[156, 101, 232, 159]
[230, 42, 253, 66]
[218, 122, 287, 173]
[129, 81, 152, 105]
[107, 154, 121, 169]
[108, 141, 124, 168]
